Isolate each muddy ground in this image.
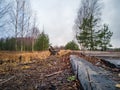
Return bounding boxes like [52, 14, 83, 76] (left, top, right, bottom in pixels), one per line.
[0, 51, 120, 90]
[0, 53, 80, 90]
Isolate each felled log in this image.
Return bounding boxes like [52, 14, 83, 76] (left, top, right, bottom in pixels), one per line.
[49, 46, 60, 55]
[70, 55, 117, 90]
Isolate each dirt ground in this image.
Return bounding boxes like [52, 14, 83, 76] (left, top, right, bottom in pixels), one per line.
[0, 51, 80, 90]
[0, 51, 120, 90]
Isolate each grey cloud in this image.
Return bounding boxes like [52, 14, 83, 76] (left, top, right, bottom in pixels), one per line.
[30, 0, 120, 47]
[102, 0, 120, 47]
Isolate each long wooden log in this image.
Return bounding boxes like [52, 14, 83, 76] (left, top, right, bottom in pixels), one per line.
[70, 55, 117, 90]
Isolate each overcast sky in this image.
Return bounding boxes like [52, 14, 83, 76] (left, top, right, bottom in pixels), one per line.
[30, 0, 120, 48]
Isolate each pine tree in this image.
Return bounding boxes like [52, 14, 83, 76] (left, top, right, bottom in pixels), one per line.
[34, 31, 49, 51]
[97, 24, 113, 51]
[75, 0, 102, 50]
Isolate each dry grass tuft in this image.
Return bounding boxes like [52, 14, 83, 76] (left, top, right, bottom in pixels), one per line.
[0, 50, 71, 73]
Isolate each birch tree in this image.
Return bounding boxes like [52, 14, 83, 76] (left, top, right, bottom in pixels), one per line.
[10, 0, 31, 51]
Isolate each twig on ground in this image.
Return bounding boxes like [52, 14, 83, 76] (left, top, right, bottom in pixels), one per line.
[45, 71, 62, 77]
[0, 76, 15, 85]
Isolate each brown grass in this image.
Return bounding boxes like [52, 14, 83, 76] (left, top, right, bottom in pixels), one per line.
[0, 50, 71, 61]
[0, 50, 71, 73]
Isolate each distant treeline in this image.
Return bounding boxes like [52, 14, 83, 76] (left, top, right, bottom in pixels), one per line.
[0, 37, 16, 51]
[0, 31, 50, 51]
[0, 37, 35, 51]
[107, 48, 120, 52]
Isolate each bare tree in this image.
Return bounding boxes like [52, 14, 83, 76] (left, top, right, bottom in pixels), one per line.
[9, 0, 20, 50]
[0, 0, 10, 28]
[10, 0, 31, 51]
[25, 13, 40, 51]
[31, 27, 40, 51]
[19, 1, 25, 51]
[30, 14, 40, 51]
[19, 0, 32, 51]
